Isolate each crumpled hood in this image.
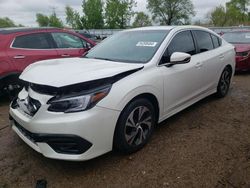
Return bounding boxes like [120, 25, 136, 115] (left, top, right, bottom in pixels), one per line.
[20, 57, 143, 87]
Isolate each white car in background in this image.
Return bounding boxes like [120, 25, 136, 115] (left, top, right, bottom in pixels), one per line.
[9, 26, 235, 161]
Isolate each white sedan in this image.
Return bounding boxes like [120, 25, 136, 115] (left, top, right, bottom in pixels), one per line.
[9, 26, 235, 161]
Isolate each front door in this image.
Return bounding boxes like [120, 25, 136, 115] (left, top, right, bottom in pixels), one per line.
[160, 30, 204, 115]
[50, 32, 88, 58]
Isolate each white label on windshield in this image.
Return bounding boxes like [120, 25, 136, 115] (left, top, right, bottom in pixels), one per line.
[245, 34, 250, 39]
[136, 41, 158, 47]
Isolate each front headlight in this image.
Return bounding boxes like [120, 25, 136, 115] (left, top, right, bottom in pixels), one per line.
[47, 85, 111, 113]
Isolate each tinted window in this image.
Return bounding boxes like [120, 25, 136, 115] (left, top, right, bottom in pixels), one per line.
[51, 33, 86, 48]
[168, 31, 196, 55]
[12, 33, 52, 49]
[194, 31, 214, 53]
[161, 31, 195, 63]
[211, 34, 220, 48]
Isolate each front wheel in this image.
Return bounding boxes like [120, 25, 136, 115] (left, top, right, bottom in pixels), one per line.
[216, 67, 232, 98]
[113, 98, 156, 154]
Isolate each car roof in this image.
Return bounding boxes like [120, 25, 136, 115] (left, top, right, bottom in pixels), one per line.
[126, 25, 213, 32]
[127, 26, 175, 31]
[0, 27, 61, 35]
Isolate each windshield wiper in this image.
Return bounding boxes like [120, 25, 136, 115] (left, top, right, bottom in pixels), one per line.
[90, 57, 116, 62]
[82, 56, 144, 64]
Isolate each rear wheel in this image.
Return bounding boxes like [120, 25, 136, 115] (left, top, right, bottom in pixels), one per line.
[113, 98, 156, 153]
[216, 67, 232, 98]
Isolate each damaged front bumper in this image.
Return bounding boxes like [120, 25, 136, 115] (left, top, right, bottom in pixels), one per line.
[9, 89, 120, 161]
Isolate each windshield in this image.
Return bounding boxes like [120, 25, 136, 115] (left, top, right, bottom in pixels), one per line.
[222, 32, 250, 44]
[84, 30, 169, 63]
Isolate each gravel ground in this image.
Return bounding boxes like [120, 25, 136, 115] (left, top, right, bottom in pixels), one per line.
[0, 73, 249, 188]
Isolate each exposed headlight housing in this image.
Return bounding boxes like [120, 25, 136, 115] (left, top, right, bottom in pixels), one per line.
[47, 85, 111, 113]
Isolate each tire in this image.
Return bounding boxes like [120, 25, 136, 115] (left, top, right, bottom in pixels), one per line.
[113, 98, 156, 154]
[216, 66, 232, 98]
[3, 79, 22, 101]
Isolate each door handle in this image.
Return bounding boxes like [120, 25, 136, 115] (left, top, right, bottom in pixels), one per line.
[219, 54, 224, 59]
[195, 62, 203, 68]
[13, 55, 25, 59]
[61, 54, 70, 57]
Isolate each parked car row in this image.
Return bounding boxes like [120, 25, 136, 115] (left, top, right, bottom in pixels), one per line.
[222, 31, 250, 71]
[9, 26, 235, 161]
[75, 31, 103, 43]
[0, 27, 96, 97]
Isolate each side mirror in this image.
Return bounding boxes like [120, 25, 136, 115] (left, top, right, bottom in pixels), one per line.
[170, 52, 191, 65]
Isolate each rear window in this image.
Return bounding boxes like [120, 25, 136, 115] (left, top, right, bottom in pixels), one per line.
[12, 33, 52, 49]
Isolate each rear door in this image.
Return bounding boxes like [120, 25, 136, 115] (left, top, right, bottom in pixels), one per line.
[7, 32, 58, 72]
[192, 30, 223, 91]
[50, 32, 89, 58]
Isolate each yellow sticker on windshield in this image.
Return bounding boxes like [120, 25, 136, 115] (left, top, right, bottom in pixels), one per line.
[136, 42, 158, 47]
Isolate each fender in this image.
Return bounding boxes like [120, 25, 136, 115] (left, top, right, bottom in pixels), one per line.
[116, 85, 163, 116]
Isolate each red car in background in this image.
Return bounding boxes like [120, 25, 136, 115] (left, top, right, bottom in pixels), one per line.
[0, 27, 96, 97]
[222, 31, 250, 72]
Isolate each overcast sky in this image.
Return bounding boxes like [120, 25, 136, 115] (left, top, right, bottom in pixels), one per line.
[0, 0, 229, 26]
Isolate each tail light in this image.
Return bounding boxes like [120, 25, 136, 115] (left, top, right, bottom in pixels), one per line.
[236, 51, 250, 57]
[235, 51, 250, 62]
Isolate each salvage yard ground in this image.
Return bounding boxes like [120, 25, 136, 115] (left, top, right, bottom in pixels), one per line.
[0, 73, 250, 188]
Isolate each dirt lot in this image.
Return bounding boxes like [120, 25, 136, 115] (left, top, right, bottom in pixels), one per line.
[0, 73, 249, 188]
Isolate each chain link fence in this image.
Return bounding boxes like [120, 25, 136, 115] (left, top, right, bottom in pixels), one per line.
[79, 26, 250, 39]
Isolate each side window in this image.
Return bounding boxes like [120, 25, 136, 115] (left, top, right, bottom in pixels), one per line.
[194, 31, 214, 53]
[211, 34, 221, 48]
[51, 33, 86, 49]
[161, 30, 196, 63]
[12, 33, 52, 49]
[211, 34, 220, 48]
[218, 38, 222, 46]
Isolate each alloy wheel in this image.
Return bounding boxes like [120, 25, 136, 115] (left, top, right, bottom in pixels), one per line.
[220, 69, 231, 95]
[124, 106, 152, 146]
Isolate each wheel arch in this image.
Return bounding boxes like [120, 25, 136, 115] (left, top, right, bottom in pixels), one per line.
[130, 93, 159, 123]
[220, 64, 234, 83]
[225, 64, 233, 74]
[118, 92, 160, 124]
[113, 92, 160, 151]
